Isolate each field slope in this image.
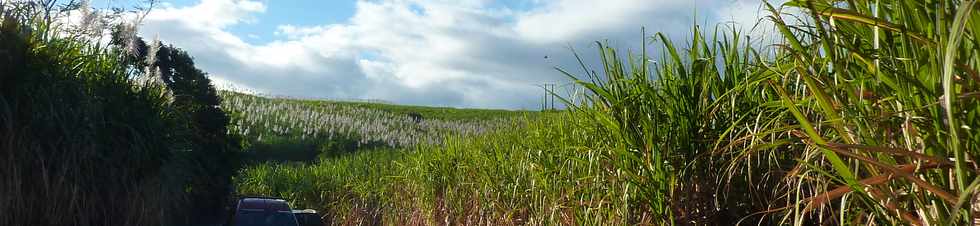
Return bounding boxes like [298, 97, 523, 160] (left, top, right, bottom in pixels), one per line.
[220, 91, 530, 161]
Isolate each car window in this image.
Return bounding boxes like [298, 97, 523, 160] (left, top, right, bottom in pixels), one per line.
[234, 210, 299, 226]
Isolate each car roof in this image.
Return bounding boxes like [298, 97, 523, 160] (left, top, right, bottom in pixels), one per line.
[237, 197, 291, 212]
[291, 209, 316, 214]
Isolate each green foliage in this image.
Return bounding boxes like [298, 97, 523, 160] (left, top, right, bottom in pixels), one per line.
[117, 35, 243, 220]
[557, 25, 771, 224]
[754, 1, 980, 224]
[237, 113, 636, 225]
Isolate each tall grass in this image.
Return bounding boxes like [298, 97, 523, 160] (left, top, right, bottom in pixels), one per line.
[1, 1, 240, 225]
[0, 4, 180, 225]
[237, 113, 636, 225]
[563, 0, 980, 224]
[760, 1, 979, 224]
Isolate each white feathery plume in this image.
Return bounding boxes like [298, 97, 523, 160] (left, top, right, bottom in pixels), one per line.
[119, 19, 140, 56]
[77, 0, 96, 34]
[145, 35, 160, 66]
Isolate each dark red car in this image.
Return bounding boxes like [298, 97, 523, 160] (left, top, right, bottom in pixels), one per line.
[229, 197, 300, 226]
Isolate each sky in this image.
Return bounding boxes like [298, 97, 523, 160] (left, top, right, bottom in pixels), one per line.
[88, 0, 775, 110]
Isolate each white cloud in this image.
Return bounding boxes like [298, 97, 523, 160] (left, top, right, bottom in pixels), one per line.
[135, 0, 776, 109]
[713, 0, 788, 46]
[147, 0, 265, 29]
[515, 0, 694, 44]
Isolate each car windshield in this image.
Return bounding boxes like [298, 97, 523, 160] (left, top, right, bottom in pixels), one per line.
[234, 210, 299, 226]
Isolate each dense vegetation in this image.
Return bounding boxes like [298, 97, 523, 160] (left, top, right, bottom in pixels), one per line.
[114, 34, 243, 217]
[238, 113, 642, 225]
[0, 2, 238, 225]
[236, 0, 980, 225]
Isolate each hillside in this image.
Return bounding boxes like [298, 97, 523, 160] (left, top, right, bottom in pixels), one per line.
[219, 91, 534, 161]
[223, 91, 530, 121]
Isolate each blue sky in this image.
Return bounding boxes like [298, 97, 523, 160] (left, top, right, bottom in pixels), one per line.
[115, 0, 540, 45]
[89, 0, 774, 109]
[93, 0, 360, 43]
[202, 0, 359, 44]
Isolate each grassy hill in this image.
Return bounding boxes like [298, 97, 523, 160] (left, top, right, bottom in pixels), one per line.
[219, 91, 534, 161]
[289, 96, 530, 121]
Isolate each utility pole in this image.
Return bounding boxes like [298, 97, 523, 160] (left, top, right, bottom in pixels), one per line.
[539, 83, 556, 111]
[551, 84, 557, 110]
[541, 85, 546, 111]
[550, 83, 555, 110]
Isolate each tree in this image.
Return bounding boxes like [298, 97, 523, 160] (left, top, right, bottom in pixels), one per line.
[112, 31, 242, 222]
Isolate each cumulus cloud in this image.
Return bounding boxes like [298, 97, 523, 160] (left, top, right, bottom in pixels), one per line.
[515, 0, 695, 44]
[135, 0, 776, 109]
